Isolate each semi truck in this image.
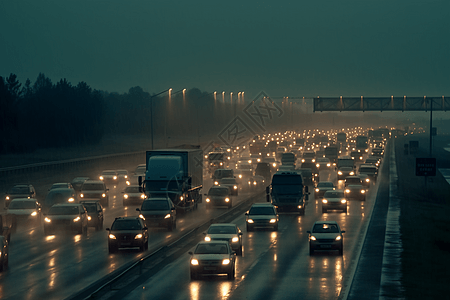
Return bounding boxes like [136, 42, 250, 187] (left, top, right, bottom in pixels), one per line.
[138, 149, 203, 212]
[266, 171, 309, 215]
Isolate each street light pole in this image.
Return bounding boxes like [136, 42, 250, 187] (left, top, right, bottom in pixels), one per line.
[150, 88, 171, 150]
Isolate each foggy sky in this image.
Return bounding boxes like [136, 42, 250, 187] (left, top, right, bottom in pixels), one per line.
[1, 0, 449, 99]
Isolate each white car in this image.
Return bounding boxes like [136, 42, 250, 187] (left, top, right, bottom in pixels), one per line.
[204, 223, 243, 255]
[322, 190, 347, 213]
[245, 203, 279, 231]
[189, 241, 236, 280]
[7, 198, 42, 226]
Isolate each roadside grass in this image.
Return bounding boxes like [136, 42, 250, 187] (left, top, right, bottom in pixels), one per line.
[396, 137, 450, 299]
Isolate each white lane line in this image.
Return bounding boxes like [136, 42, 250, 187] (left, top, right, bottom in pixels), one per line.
[379, 140, 404, 299]
[438, 168, 450, 185]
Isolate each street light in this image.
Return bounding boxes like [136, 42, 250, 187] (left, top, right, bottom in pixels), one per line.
[150, 88, 172, 150]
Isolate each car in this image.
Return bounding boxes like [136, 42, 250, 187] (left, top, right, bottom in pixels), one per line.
[122, 185, 146, 206]
[205, 186, 233, 209]
[137, 198, 177, 231]
[217, 178, 239, 196]
[344, 176, 364, 187]
[357, 173, 371, 187]
[322, 190, 347, 213]
[255, 162, 271, 181]
[371, 148, 384, 158]
[247, 175, 266, 190]
[117, 169, 130, 185]
[308, 220, 345, 255]
[106, 217, 148, 253]
[350, 151, 364, 161]
[315, 157, 331, 170]
[213, 169, 234, 181]
[80, 200, 104, 230]
[301, 151, 316, 163]
[43, 203, 89, 235]
[189, 241, 236, 280]
[4, 184, 36, 208]
[6, 198, 42, 227]
[71, 177, 90, 195]
[301, 162, 319, 181]
[0, 236, 9, 271]
[262, 157, 279, 172]
[99, 170, 118, 185]
[43, 188, 77, 213]
[49, 183, 74, 190]
[364, 157, 380, 168]
[314, 181, 335, 198]
[359, 164, 378, 181]
[79, 180, 109, 207]
[204, 223, 243, 255]
[135, 164, 146, 176]
[344, 183, 366, 201]
[245, 203, 279, 231]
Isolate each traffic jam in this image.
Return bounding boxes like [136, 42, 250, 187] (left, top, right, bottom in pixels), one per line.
[0, 127, 390, 299]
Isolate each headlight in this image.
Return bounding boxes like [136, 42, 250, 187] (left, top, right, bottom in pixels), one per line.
[247, 219, 254, 223]
[327, 163, 331, 167]
[124, 175, 128, 179]
[124, 194, 129, 199]
[204, 236, 211, 242]
[298, 205, 302, 209]
[350, 171, 355, 175]
[345, 189, 350, 193]
[269, 218, 277, 223]
[134, 234, 143, 239]
[233, 186, 237, 189]
[139, 214, 145, 220]
[80, 194, 84, 198]
[68, 197, 74, 202]
[126, 181, 130, 185]
[31, 211, 38, 216]
[322, 199, 328, 203]
[301, 159, 305, 163]
[338, 171, 343, 175]
[222, 259, 230, 265]
[225, 198, 230, 202]
[232, 237, 239, 243]
[335, 235, 342, 240]
[109, 234, 116, 239]
[253, 181, 257, 185]
[164, 214, 171, 219]
[141, 194, 146, 199]
[191, 259, 199, 265]
[315, 188, 319, 192]
[316, 164, 320, 168]
[273, 163, 277, 167]
[365, 178, 370, 182]
[239, 174, 242, 178]
[180, 196, 184, 201]
[361, 190, 366, 194]
[214, 181, 219, 185]
[257, 158, 261, 162]
[87, 216, 92, 221]
[44, 217, 51, 223]
[312, 159, 315, 163]
[248, 160, 251, 164]
[206, 198, 210, 202]
[102, 193, 106, 198]
[73, 216, 80, 222]
[99, 176, 104, 180]
[341, 199, 347, 203]
[113, 176, 117, 180]
[5, 196, 10, 200]
[310, 236, 316, 241]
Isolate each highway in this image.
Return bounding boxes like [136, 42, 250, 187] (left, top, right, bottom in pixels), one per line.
[0, 137, 388, 300]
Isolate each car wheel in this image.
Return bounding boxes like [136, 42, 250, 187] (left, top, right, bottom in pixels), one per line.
[339, 242, 344, 255]
[190, 271, 197, 280]
[300, 208, 305, 215]
[309, 245, 315, 255]
[227, 266, 235, 280]
[140, 242, 145, 251]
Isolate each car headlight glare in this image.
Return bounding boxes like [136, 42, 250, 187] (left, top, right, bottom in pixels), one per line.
[350, 171, 355, 175]
[99, 176, 104, 180]
[135, 234, 143, 239]
[206, 198, 210, 202]
[73, 216, 80, 222]
[345, 189, 350, 193]
[102, 193, 106, 198]
[139, 214, 145, 220]
[222, 259, 230, 265]
[247, 219, 254, 223]
[164, 214, 171, 219]
[335, 235, 342, 240]
[233, 186, 237, 189]
[361, 190, 365, 194]
[80, 194, 84, 198]
[327, 163, 331, 167]
[315, 188, 319, 192]
[191, 259, 199, 265]
[316, 164, 320, 168]
[45, 217, 52, 223]
[232, 237, 239, 243]
[5, 196, 10, 200]
[87, 216, 92, 220]
[141, 194, 146, 199]
[204, 236, 211, 242]
[68, 198, 74, 202]
[214, 181, 218, 185]
[341, 199, 347, 203]
[113, 176, 117, 180]
[109, 234, 116, 239]
[31, 211, 38, 216]
[273, 163, 277, 167]
[365, 178, 370, 182]
[269, 218, 277, 223]
[338, 171, 343, 175]
[225, 198, 230, 202]
[124, 194, 129, 199]
[310, 235, 316, 241]
[322, 199, 328, 203]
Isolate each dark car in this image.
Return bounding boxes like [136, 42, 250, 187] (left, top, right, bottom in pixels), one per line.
[122, 185, 146, 206]
[79, 180, 109, 207]
[0, 236, 9, 271]
[308, 221, 345, 255]
[213, 169, 234, 181]
[80, 200, 104, 230]
[137, 198, 177, 231]
[106, 217, 148, 253]
[4, 184, 36, 209]
[44, 203, 89, 235]
[217, 178, 239, 196]
[205, 186, 232, 209]
[255, 163, 271, 181]
[43, 188, 77, 213]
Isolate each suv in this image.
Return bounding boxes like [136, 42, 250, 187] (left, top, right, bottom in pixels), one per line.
[4, 184, 36, 208]
[106, 217, 148, 253]
[80, 200, 104, 230]
[44, 203, 89, 235]
[245, 203, 279, 231]
[79, 180, 109, 207]
[137, 198, 176, 231]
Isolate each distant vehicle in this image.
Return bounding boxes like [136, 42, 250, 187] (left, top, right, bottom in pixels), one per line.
[359, 164, 378, 181]
[207, 151, 225, 173]
[322, 190, 347, 213]
[350, 150, 364, 161]
[122, 185, 146, 206]
[204, 223, 243, 255]
[245, 203, 279, 231]
[344, 176, 364, 187]
[281, 152, 296, 167]
[0, 236, 9, 271]
[134, 164, 146, 176]
[106, 217, 148, 253]
[117, 169, 130, 185]
[356, 135, 369, 153]
[307, 220, 345, 255]
[99, 170, 118, 184]
[44, 203, 89, 235]
[49, 183, 74, 190]
[79, 180, 109, 207]
[213, 169, 234, 181]
[301, 151, 316, 163]
[137, 198, 177, 231]
[336, 132, 346, 143]
[217, 178, 239, 196]
[314, 181, 335, 198]
[262, 157, 279, 172]
[371, 148, 384, 158]
[205, 186, 232, 209]
[344, 183, 366, 201]
[296, 168, 313, 185]
[4, 184, 36, 208]
[365, 157, 380, 168]
[301, 162, 319, 181]
[336, 156, 355, 180]
[71, 177, 90, 195]
[324, 145, 339, 164]
[79, 200, 104, 230]
[6, 198, 42, 227]
[43, 188, 77, 212]
[189, 241, 236, 280]
[315, 157, 331, 170]
[247, 175, 266, 190]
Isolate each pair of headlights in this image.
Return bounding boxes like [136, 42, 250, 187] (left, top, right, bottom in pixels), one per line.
[191, 258, 230, 265]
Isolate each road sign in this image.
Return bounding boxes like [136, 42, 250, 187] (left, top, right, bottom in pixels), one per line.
[416, 158, 436, 176]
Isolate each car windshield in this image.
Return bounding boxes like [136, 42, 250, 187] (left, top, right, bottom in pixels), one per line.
[303, 152, 315, 158]
[82, 204, 97, 212]
[83, 184, 104, 190]
[318, 182, 334, 187]
[102, 171, 116, 175]
[117, 170, 127, 175]
[346, 178, 361, 184]
[48, 206, 79, 215]
[208, 188, 230, 196]
[194, 243, 229, 254]
[208, 226, 237, 234]
[249, 206, 275, 215]
[9, 201, 36, 209]
[141, 200, 169, 210]
[8, 187, 29, 194]
[51, 184, 68, 189]
[111, 220, 142, 230]
[125, 186, 141, 193]
[360, 167, 376, 173]
[312, 223, 339, 233]
[317, 158, 329, 162]
[220, 179, 236, 184]
[324, 191, 344, 198]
